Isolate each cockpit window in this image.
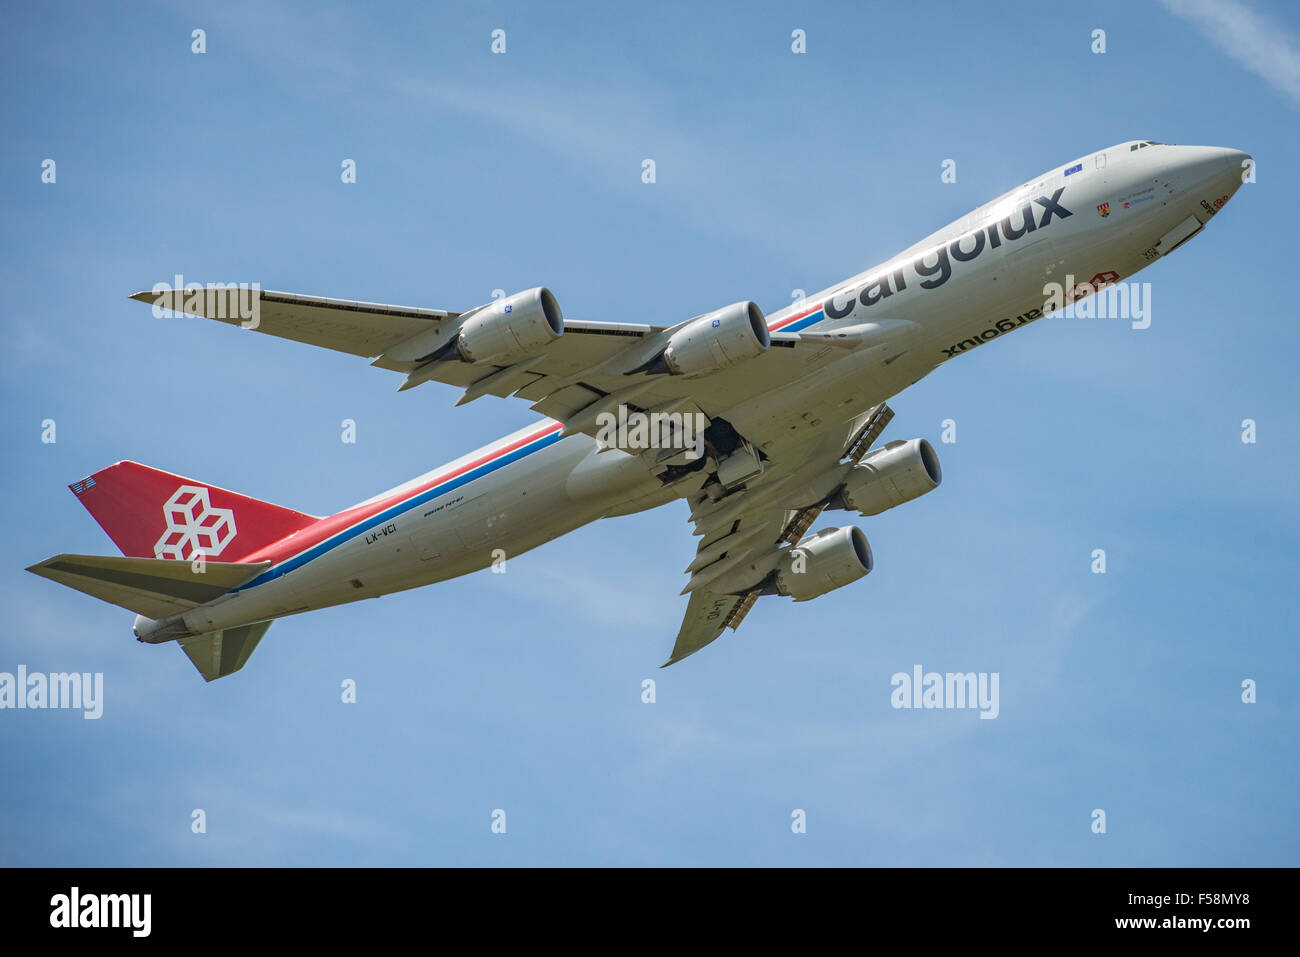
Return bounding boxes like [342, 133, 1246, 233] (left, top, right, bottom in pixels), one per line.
[1130, 141, 1161, 150]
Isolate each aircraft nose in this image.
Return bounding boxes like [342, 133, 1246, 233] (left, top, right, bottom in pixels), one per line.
[1169, 145, 1251, 204]
[1211, 147, 1252, 201]
[1220, 148, 1251, 175]
[1175, 145, 1234, 183]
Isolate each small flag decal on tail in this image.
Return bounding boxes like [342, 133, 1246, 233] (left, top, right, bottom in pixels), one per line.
[70, 477, 96, 495]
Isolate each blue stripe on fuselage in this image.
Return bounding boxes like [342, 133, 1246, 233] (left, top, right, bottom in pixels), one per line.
[237, 429, 565, 591]
[779, 309, 825, 333]
[236, 311, 824, 594]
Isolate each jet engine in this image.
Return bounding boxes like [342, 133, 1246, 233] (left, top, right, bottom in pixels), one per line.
[455, 287, 564, 364]
[659, 301, 770, 376]
[770, 525, 873, 601]
[829, 438, 942, 516]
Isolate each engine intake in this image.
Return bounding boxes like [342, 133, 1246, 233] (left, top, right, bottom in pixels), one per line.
[456, 287, 564, 364]
[660, 301, 769, 376]
[830, 438, 941, 516]
[771, 525, 873, 602]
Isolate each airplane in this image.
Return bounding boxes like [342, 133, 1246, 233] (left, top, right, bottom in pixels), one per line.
[28, 140, 1250, 680]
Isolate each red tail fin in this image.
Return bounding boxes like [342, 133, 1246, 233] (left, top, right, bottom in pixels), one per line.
[69, 462, 319, 562]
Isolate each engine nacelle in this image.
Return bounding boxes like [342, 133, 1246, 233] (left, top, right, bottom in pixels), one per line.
[661, 301, 769, 376]
[456, 287, 564, 364]
[771, 525, 873, 602]
[830, 438, 942, 517]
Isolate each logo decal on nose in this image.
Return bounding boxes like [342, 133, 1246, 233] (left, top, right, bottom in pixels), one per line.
[1096, 202, 1111, 218]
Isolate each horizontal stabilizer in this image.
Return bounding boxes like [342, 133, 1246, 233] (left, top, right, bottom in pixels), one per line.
[179, 621, 272, 681]
[26, 554, 270, 619]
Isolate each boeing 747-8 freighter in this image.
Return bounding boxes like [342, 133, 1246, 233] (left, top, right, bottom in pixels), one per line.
[29, 141, 1249, 679]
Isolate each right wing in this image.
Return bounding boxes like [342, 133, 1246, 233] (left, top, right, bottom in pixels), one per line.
[129, 287, 665, 413]
[130, 286, 916, 444]
[130, 287, 458, 358]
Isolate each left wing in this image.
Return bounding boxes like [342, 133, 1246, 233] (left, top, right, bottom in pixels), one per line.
[662, 405, 896, 665]
[663, 589, 761, 666]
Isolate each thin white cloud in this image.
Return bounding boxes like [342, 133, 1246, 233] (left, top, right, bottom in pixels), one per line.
[177, 0, 833, 259]
[1159, 0, 1300, 105]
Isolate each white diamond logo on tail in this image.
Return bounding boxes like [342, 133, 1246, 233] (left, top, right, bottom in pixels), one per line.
[154, 485, 237, 560]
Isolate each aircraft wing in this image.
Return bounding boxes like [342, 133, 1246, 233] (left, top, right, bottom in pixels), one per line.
[130, 287, 666, 411]
[130, 287, 915, 441]
[662, 404, 895, 665]
[130, 287, 460, 359]
[663, 588, 756, 666]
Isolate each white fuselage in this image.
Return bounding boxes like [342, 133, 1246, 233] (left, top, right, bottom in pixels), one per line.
[175, 141, 1248, 636]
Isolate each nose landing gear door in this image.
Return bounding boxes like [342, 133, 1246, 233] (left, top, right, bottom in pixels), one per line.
[1154, 215, 1205, 257]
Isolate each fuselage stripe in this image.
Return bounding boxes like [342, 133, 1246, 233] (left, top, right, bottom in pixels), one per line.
[238, 423, 565, 589]
[238, 310, 828, 592]
[769, 307, 826, 333]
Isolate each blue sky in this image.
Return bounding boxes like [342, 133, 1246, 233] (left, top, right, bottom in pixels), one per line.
[1, 0, 1296, 866]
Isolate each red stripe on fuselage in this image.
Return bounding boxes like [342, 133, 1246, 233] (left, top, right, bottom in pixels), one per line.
[239, 421, 565, 566]
[230, 307, 823, 570]
[768, 303, 823, 332]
